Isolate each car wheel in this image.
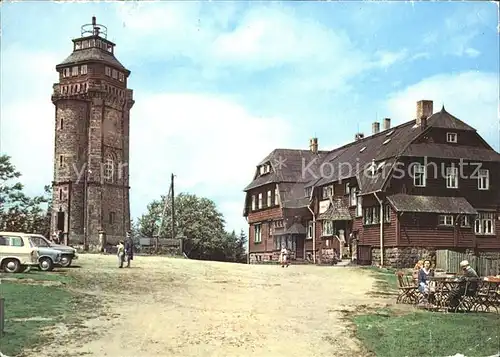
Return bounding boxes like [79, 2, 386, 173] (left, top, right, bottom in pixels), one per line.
[2, 259, 21, 273]
[60, 255, 73, 267]
[39, 257, 54, 272]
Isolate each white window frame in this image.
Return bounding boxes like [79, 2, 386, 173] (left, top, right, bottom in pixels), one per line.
[322, 220, 334, 236]
[307, 221, 313, 239]
[254, 224, 262, 243]
[446, 132, 457, 143]
[322, 185, 334, 199]
[345, 182, 350, 195]
[384, 205, 391, 223]
[75, 42, 82, 50]
[356, 194, 363, 217]
[274, 188, 279, 206]
[478, 169, 489, 190]
[71, 66, 79, 76]
[259, 166, 265, 175]
[119, 72, 125, 82]
[62, 68, 70, 78]
[267, 190, 272, 207]
[413, 163, 426, 187]
[80, 65, 88, 75]
[258, 193, 263, 209]
[350, 186, 357, 206]
[112, 69, 118, 79]
[460, 215, 470, 227]
[104, 159, 114, 182]
[475, 212, 495, 235]
[251, 195, 256, 211]
[438, 215, 454, 226]
[446, 166, 458, 189]
[105, 67, 111, 76]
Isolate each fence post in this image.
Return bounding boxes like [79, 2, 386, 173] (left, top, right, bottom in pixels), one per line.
[0, 297, 4, 337]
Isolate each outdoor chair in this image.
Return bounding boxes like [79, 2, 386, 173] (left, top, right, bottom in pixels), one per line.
[474, 280, 500, 313]
[396, 271, 421, 304]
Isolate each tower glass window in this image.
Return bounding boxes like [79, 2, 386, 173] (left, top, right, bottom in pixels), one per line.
[104, 159, 114, 182]
[71, 66, 79, 76]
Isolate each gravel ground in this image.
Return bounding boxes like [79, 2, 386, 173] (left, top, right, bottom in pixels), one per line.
[25, 254, 389, 357]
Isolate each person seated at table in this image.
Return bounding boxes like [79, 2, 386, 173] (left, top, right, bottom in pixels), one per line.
[417, 259, 434, 302]
[448, 260, 479, 311]
[412, 259, 424, 281]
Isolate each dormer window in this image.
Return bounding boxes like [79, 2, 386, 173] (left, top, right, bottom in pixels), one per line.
[266, 164, 271, 173]
[360, 147, 366, 152]
[386, 130, 394, 136]
[446, 132, 457, 143]
[259, 166, 265, 175]
[322, 185, 333, 199]
[382, 138, 391, 145]
[366, 161, 377, 176]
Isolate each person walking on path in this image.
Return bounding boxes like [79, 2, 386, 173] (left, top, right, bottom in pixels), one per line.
[124, 232, 134, 268]
[117, 240, 125, 268]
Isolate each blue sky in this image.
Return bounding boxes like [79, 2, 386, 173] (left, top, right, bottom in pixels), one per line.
[1, 1, 498, 234]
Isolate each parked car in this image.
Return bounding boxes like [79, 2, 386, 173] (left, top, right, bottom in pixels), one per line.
[0, 232, 40, 273]
[31, 244, 63, 272]
[29, 234, 78, 267]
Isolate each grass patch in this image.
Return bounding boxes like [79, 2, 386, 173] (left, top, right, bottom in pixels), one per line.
[0, 271, 100, 356]
[352, 267, 500, 357]
[354, 309, 500, 357]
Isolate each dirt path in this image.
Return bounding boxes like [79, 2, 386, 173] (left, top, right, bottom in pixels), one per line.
[27, 255, 389, 357]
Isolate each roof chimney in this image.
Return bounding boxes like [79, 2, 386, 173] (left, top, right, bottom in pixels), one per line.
[383, 118, 391, 130]
[416, 100, 433, 127]
[309, 137, 318, 154]
[372, 122, 380, 135]
[355, 133, 365, 141]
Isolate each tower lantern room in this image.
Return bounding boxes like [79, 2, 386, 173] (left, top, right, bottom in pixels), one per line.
[74, 16, 115, 53]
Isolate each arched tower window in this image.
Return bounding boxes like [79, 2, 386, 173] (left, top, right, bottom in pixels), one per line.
[104, 157, 114, 182]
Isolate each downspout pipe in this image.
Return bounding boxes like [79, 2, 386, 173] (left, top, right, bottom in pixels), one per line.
[307, 188, 316, 264]
[373, 191, 384, 267]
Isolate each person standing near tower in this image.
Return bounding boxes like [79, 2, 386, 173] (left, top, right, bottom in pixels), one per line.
[124, 231, 134, 268]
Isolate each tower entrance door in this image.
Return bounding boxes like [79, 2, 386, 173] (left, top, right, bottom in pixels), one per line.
[57, 211, 65, 231]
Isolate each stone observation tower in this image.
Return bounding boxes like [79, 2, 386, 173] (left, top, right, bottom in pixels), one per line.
[51, 17, 134, 250]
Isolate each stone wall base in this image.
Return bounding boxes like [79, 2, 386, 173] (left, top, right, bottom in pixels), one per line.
[249, 251, 298, 264]
[371, 247, 436, 268]
[371, 247, 500, 269]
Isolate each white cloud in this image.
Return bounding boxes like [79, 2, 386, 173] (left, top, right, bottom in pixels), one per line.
[114, 3, 408, 91]
[0, 46, 61, 195]
[128, 92, 296, 231]
[385, 71, 499, 149]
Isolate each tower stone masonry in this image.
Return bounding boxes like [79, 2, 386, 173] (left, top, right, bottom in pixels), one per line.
[51, 17, 134, 250]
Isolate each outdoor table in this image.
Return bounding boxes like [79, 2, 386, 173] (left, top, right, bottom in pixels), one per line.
[426, 277, 500, 313]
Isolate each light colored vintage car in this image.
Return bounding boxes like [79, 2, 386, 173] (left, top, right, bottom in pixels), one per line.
[0, 232, 63, 273]
[0, 232, 40, 273]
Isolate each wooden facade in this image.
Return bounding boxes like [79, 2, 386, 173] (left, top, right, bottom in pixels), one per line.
[244, 101, 500, 267]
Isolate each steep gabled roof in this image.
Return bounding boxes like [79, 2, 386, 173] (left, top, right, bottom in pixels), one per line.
[428, 106, 476, 131]
[243, 149, 327, 191]
[312, 120, 420, 189]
